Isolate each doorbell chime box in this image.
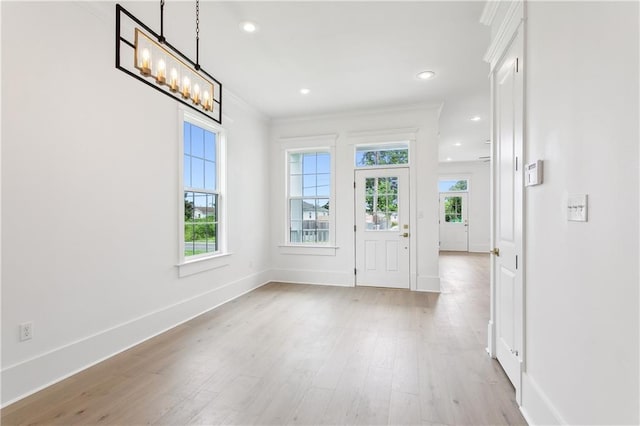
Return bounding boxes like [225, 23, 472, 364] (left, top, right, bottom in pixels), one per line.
[525, 160, 543, 186]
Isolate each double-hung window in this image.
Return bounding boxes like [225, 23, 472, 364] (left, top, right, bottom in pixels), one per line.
[288, 151, 331, 244]
[181, 110, 224, 261]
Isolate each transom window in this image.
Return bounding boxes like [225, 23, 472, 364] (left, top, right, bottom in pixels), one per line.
[355, 142, 409, 167]
[438, 179, 468, 192]
[288, 151, 331, 244]
[183, 119, 219, 258]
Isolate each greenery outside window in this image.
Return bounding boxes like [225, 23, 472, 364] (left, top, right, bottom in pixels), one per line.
[181, 111, 224, 261]
[438, 179, 468, 192]
[355, 142, 409, 167]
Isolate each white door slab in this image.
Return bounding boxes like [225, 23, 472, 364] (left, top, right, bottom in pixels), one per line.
[439, 192, 469, 251]
[492, 27, 524, 397]
[355, 168, 410, 289]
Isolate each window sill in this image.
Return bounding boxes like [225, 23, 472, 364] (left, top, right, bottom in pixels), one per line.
[177, 252, 232, 278]
[277, 245, 339, 256]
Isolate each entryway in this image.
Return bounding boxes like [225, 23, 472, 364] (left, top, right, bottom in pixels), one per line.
[354, 168, 410, 289]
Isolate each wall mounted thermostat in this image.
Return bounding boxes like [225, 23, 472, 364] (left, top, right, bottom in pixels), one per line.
[525, 160, 543, 186]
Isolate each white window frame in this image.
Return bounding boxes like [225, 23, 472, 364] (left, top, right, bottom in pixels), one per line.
[279, 134, 337, 254]
[177, 106, 229, 277]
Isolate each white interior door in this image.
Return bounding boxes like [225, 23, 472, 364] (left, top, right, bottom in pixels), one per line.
[439, 192, 469, 251]
[492, 28, 523, 396]
[355, 168, 409, 289]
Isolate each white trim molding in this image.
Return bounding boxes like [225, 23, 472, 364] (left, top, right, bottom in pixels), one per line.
[483, 0, 524, 71]
[480, 1, 500, 26]
[1, 270, 272, 407]
[521, 373, 568, 425]
[271, 269, 354, 287]
[346, 127, 419, 145]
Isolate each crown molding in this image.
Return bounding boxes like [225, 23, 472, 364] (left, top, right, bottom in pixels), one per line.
[483, 0, 524, 71]
[271, 102, 442, 126]
[480, 1, 500, 26]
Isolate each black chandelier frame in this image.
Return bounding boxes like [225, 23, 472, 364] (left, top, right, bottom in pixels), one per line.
[115, 3, 223, 124]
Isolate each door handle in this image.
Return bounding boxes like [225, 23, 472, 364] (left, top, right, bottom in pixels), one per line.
[399, 233, 409, 237]
[490, 248, 500, 256]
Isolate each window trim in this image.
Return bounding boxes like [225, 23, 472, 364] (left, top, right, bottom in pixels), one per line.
[279, 134, 337, 250]
[285, 147, 335, 247]
[177, 106, 228, 275]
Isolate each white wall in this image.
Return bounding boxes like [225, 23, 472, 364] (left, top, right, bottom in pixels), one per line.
[269, 106, 441, 292]
[509, 2, 638, 424]
[1, 2, 271, 405]
[438, 161, 490, 252]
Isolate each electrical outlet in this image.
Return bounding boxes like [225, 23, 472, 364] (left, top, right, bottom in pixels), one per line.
[19, 322, 33, 341]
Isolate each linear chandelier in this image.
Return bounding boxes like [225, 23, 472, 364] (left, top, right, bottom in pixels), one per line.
[116, 1, 222, 124]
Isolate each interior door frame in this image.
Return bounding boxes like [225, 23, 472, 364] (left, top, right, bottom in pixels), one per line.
[485, 3, 526, 404]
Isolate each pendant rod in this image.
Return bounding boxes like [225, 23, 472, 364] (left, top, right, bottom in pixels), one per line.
[159, 0, 166, 43]
[195, 0, 200, 70]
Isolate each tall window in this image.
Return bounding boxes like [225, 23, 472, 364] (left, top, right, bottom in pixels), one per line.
[183, 118, 219, 258]
[288, 151, 331, 244]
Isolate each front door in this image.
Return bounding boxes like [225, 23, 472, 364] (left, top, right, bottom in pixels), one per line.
[492, 27, 523, 396]
[439, 192, 469, 251]
[355, 168, 410, 289]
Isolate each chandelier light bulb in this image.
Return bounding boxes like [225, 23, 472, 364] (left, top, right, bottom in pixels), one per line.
[156, 59, 166, 84]
[203, 90, 211, 110]
[140, 48, 151, 75]
[193, 84, 201, 105]
[169, 68, 179, 92]
[182, 76, 191, 99]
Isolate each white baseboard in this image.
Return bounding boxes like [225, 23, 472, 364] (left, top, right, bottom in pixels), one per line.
[521, 372, 567, 425]
[416, 275, 440, 292]
[271, 269, 355, 287]
[469, 243, 490, 253]
[1, 269, 272, 407]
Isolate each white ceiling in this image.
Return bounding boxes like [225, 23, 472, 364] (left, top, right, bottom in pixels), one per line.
[122, 1, 491, 162]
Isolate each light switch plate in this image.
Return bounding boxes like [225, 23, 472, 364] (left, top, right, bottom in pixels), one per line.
[567, 194, 588, 222]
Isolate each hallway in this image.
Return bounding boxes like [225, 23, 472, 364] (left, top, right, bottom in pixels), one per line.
[2, 253, 525, 425]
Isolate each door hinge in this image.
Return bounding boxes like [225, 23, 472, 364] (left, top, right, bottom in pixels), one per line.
[354, 268, 357, 275]
[516, 255, 518, 270]
[515, 156, 519, 171]
[353, 181, 356, 188]
[516, 57, 519, 73]
[354, 225, 357, 232]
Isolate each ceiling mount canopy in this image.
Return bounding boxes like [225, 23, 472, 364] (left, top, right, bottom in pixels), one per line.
[115, 1, 222, 124]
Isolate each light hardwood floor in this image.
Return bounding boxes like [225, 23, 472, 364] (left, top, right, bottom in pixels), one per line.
[2, 252, 526, 425]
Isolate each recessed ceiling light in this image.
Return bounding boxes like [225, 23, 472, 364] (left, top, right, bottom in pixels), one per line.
[470, 116, 481, 121]
[446, 157, 452, 161]
[454, 142, 462, 147]
[416, 70, 436, 80]
[240, 21, 258, 33]
[300, 88, 310, 95]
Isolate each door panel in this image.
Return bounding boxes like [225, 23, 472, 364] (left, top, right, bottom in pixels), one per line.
[439, 192, 469, 251]
[355, 168, 409, 289]
[493, 28, 523, 394]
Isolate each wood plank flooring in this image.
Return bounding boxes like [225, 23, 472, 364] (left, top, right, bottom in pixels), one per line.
[2, 252, 526, 425]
